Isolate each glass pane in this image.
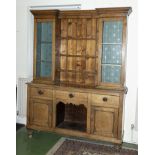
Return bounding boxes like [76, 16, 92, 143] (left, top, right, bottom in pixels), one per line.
[40, 62, 51, 77]
[41, 43, 52, 62]
[103, 21, 123, 43]
[102, 44, 121, 64]
[101, 65, 121, 83]
[36, 22, 52, 78]
[101, 21, 123, 83]
[41, 23, 52, 42]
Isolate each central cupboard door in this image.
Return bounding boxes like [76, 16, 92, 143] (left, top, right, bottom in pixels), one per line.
[91, 106, 118, 138]
[29, 99, 52, 128]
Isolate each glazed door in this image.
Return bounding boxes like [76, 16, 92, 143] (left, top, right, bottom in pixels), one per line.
[90, 106, 118, 138]
[29, 99, 52, 128]
[34, 18, 55, 83]
[98, 18, 127, 87]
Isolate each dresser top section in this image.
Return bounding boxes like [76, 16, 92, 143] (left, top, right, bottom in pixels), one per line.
[30, 7, 132, 17]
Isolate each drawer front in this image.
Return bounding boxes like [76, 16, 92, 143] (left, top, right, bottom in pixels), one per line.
[30, 87, 53, 99]
[91, 94, 119, 108]
[55, 90, 87, 102]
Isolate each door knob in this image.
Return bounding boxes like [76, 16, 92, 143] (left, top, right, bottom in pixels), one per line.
[38, 90, 44, 95]
[69, 93, 74, 98]
[102, 97, 108, 102]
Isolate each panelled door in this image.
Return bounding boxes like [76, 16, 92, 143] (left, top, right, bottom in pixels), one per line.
[29, 99, 52, 128]
[90, 106, 118, 138]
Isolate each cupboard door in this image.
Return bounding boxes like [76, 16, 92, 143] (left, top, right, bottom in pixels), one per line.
[100, 20, 123, 84]
[29, 99, 52, 128]
[91, 106, 118, 138]
[34, 19, 55, 81]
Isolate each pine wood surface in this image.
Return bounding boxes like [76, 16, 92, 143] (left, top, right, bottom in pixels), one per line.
[27, 83, 124, 144]
[27, 7, 132, 144]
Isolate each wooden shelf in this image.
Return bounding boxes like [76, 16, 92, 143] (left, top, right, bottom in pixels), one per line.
[61, 37, 96, 40]
[57, 69, 97, 74]
[58, 54, 98, 58]
[57, 121, 86, 132]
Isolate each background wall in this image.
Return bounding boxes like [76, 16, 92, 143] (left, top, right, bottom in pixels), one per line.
[16, 0, 138, 144]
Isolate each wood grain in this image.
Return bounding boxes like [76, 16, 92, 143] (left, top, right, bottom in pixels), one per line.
[28, 7, 132, 144]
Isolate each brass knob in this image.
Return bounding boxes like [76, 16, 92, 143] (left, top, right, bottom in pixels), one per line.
[38, 90, 44, 95]
[69, 93, 74, 98]
[103, 97, 108, 102]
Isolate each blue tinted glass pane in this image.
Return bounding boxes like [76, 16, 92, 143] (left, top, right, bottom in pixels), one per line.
[102, 44, 122, 64]
[101, 20, 123, 83]
[101, 65, 121, 83]
[41, 43, 52, 62]
[103, 21, 123, 43]
[36, 22, 52, 77]
[41, 22, 52, 42]
[40, 62, 52, 77]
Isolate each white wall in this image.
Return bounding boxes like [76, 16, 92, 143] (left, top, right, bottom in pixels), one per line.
[16, 0, 138, 144]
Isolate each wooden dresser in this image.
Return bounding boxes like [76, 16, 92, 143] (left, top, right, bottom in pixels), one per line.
[26, 7, 132, 144]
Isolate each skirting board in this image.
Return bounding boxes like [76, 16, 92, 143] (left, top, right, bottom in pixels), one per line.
[123, 130, 138, 144]
[16, 116, 26, 125]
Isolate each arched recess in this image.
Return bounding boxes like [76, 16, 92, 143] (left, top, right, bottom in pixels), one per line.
[56, 101, 87, 132]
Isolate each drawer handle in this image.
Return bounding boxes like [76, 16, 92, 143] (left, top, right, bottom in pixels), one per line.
[69, 93, 74, 98]
[38, 90, 44, 95]
[102, 97, 108, 102]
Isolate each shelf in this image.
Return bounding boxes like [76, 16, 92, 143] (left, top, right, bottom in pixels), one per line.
[57, 121, 86, 132]
[58, 54, 98, 58]
[61, 37, 96, 40]
[58, 69, 97, 74]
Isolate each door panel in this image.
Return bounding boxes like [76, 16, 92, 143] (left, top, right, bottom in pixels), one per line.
[100, 20, 123, 84]
[91, 106, 118, 138]
[36, 21, 53, 78]
[29, 99, 52, 128]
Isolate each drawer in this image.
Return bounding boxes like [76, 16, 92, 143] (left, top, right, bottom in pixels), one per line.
[91, 94, 119, 108]
[30, 87, 53, 99]
[55, 90, 87, 102]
